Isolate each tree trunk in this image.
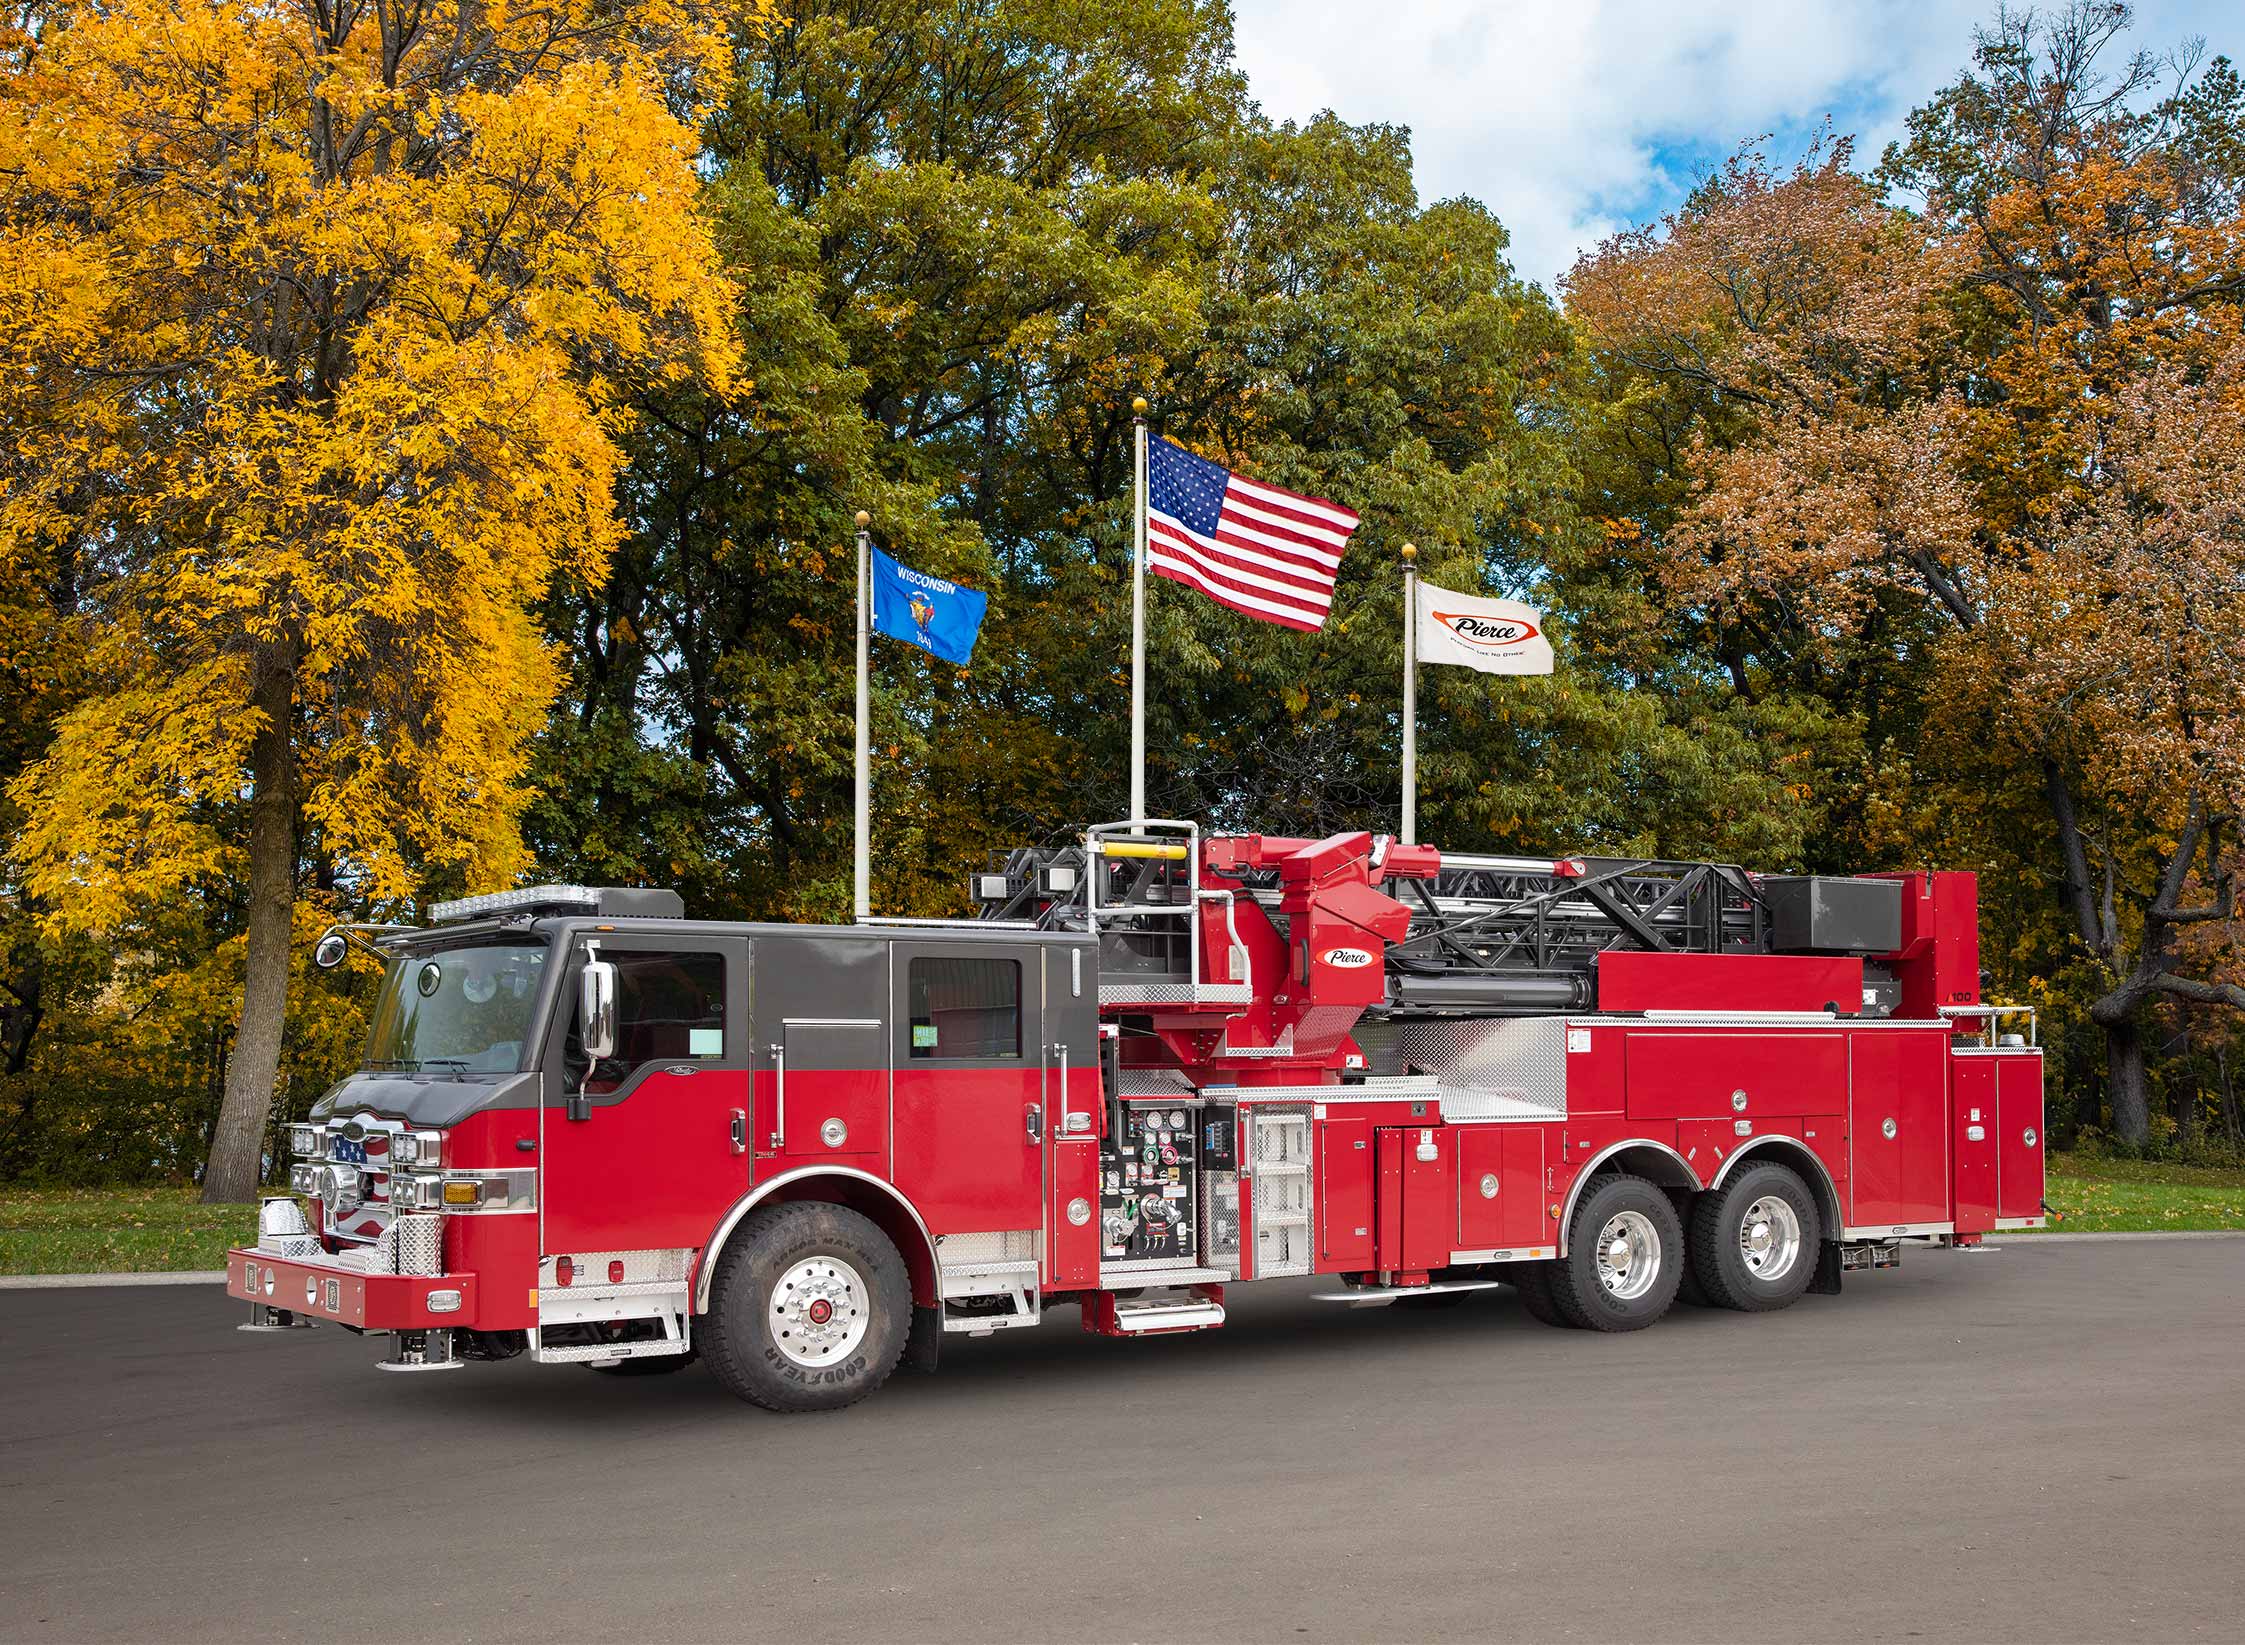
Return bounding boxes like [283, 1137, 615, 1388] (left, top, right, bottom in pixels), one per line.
[201, 649, 297, 1203]
[2220, 1048, 2242, 1150]
[2105, 1016, 2149, 1147]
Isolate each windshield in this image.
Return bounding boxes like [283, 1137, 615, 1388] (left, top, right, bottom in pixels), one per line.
[364, 943, 549, 1074]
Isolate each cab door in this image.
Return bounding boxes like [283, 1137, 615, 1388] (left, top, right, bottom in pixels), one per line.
[541, 934, 751, 1256]
[1043, 941, 1102, 1287]
[748, 932, 890, 1182]
[888, 939, 1047, 1240]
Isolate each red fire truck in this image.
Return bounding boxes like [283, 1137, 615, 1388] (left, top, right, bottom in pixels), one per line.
[229, 820, 2046, 1411]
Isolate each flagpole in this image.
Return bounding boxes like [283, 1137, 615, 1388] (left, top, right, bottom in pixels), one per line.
[1130, 395, 1149, 831]
[1400, 542, 1418, 846]
[854, 509, 872, 922]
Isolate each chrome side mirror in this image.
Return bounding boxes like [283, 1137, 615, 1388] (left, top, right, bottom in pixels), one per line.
[580, 958, 618, 1061]
[312, 932, 350, 970]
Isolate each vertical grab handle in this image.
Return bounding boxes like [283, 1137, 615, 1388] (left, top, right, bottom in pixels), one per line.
[1053, 1042, 1072, 1133]
[767, 1041, 785, 1151]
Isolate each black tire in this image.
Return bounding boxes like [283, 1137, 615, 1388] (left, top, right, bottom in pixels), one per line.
[1547, 1174, 1684, 1332]
[1689, 1161, 1821, 1313]
[1511, 1261, 1572, 1327]
[703, 1202, 911, 1412]
[588, 1352, 695, 1376]
[1675, 1199, 1714, 1307]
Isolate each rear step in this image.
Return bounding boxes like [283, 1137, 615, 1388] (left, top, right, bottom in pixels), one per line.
[1081, 1284, 1226, 1337]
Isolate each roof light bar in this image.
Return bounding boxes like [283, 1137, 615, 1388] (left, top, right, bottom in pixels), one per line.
[427, 885, 601, 924]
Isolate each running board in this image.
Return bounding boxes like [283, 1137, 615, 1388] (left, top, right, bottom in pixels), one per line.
[1082, 1284, 1226, 1337]
[1309, 1278, 1508, 1309]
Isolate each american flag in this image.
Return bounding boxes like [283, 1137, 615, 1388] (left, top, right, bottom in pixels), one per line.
[1146, 436, 1359, 632]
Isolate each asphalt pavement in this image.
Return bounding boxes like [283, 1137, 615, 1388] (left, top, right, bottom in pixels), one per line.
[3, 1237, 2240, 1643]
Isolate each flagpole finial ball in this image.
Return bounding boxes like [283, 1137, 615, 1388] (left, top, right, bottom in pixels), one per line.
[1400, 541, 1416, 561]
[1132, 396, 1148, 416]
[854, 510, 870, 529]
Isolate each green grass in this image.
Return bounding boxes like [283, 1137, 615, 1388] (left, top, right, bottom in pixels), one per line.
[2033, 1152, 2245, 1233]
[0, 1187, 260, 1275]
[1, 1153, 2240, 1275]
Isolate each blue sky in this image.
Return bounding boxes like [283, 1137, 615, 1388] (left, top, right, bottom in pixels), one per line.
[1230, 0, 2236, 291]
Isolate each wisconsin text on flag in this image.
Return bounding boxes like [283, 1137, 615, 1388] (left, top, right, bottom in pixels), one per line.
[1146, 435, 1359, 632]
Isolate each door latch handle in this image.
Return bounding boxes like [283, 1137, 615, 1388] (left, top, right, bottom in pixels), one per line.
[730, 1108, 747, 1154]
[1025, 1103, 1043, 1144]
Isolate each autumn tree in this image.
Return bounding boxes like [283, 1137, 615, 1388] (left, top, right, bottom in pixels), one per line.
[0, 0, 751, 1198]
[1567, 4, 2245, 1141]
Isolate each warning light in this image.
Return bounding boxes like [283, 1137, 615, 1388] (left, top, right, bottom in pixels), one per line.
[556, 1256, 575, 1287]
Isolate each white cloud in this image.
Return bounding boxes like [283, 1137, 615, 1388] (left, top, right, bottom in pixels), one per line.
[1230, 0, 2234, 291]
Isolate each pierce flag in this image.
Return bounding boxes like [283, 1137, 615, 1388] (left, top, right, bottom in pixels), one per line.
[1413, 580, 1553, 675]
[868, 546, 987, 666]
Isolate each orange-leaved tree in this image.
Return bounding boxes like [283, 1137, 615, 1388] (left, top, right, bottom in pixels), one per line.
[0, 0, 756, 1199]
[1567, 9, 2245, 1141]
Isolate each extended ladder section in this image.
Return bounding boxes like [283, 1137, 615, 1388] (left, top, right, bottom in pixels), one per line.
[1379, 854, 1769, 1014]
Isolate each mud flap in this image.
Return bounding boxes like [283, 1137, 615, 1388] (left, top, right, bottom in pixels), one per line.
[1809, 1240, 1844, 1296]
[905, 1302, 942, 1374]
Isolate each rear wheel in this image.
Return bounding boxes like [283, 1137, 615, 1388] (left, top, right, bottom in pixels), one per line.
[1690, 1161, 1820, 1313]
[1548, 1174, 1684, 1332]
[703, 1202, 910, 1411]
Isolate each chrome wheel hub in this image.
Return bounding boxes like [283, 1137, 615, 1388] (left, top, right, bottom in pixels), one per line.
[770, 1256, 870, 1368]
[1593, 1210, 1661, 1301]
[1738, 1195, 1802, 1282]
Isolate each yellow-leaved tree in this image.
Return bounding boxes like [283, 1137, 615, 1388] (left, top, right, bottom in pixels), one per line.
[0, 0, 758, 1199]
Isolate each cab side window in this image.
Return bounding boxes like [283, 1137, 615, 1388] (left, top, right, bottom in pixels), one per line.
[907, 957, 1021, 1060]
[574, 951, 726, 1094]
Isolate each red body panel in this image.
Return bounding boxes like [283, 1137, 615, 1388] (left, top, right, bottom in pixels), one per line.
[1451, 1126, 1550, 1253]
[544, 1065, 753, 1254]
[1997, 1056, 2047, 1221]
[1845, 1028, 1951, 1227]
[1316, 1117, 1374, 1270]
[1876, 871, 1982, 1019]
[891, 1064, 1044, 1236]
[1598, 952, 1865, 1016]
[1951, 1059, 1998, 1234]
[1624, 1031, 1848, 1120]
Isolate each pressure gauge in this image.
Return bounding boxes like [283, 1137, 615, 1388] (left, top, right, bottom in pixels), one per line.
[1169, 1109, 1187, 1129]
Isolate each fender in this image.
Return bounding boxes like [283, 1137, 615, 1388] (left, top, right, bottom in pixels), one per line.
[693, 1166, 939, 1314]
[1556, 1138, 1701, 1257]
[1708, 1134, 1845, 1237]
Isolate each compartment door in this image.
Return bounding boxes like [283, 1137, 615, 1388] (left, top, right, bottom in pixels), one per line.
[1315, 1117, 1373, 1271]
[1455, 1126, 1551, 1254]
[1951, 1058, 1997, 1234]
[1996, 1056, 2047, 1222]
[1847, 1030, 1951, 1230]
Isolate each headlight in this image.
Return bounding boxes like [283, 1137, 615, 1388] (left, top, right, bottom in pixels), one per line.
[391, 1174, 442, 1211]
[392, 1130, 444, 1168]
[288, 1124, 324, 1158]
[289, 1164, 317, 1194]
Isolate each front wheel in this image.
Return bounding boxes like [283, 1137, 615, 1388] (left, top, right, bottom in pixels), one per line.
[1548, 1174, 1684, 1332]
[703, 1202, 910, 1411]
[1689, 1161, 1820, 1312]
